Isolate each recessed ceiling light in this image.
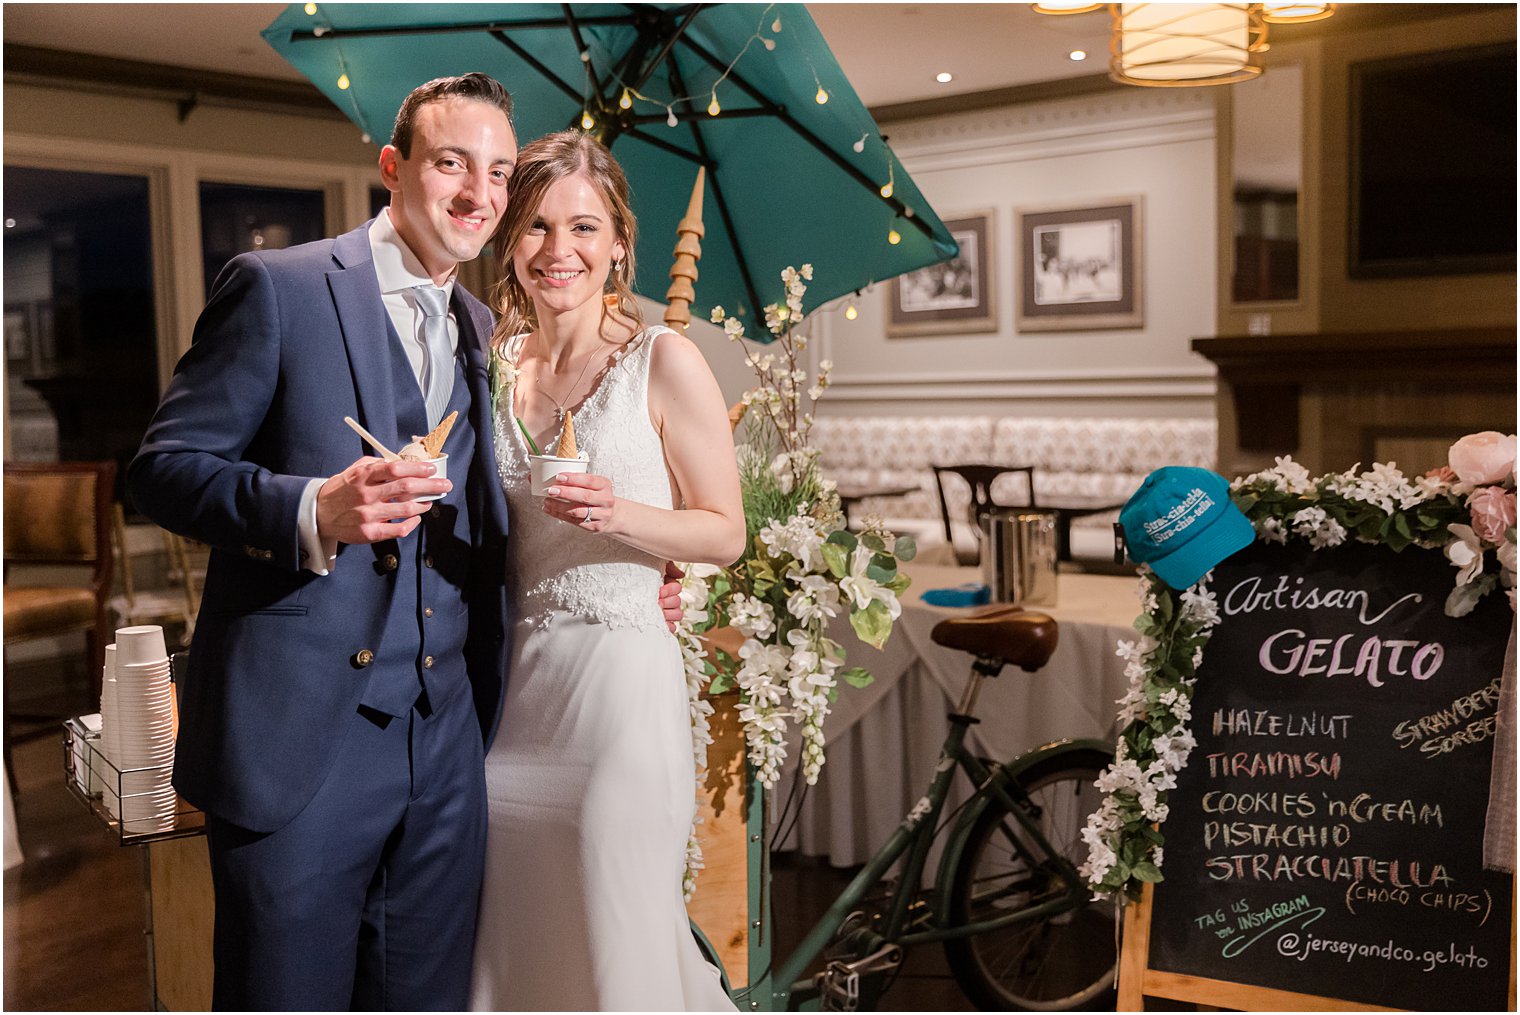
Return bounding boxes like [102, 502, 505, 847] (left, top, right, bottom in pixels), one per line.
[3, 218, 14, 229]
[935, 72, 953, 84]
[1069, 50, 1088, 61]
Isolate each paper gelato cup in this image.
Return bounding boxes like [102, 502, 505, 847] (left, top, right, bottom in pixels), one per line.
[529, 454, 588, 497]
[415, 453, 448, 502]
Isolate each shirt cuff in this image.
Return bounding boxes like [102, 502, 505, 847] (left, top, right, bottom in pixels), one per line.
[298, 477, 339, 576]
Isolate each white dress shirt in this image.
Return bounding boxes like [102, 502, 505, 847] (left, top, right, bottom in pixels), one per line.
[297, 208, 460, 575]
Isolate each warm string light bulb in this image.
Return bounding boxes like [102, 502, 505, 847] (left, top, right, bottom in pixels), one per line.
[880, 181, 893, 199]
[336, 73, 350, 90]
[619, 89, 632, 110]
[887, 227, 901, 245]
[879, 163, 895, 199]
[815, 85, 829, 105]
[707, 94, 721, 116]
[667, 108, 679, 128]
[853, 134, 867, 153]
[304, 2, 317, 14]
[772, 16, 782, 32]
[581, 110, 595, 130]
[844, 300, 858, 321]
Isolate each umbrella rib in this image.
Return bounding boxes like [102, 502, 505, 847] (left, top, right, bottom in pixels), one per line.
[286, 16, 636, 42]
[620, 126, 705, 165]
[487, 31, 584, 105]
[625, 4, 707, 96]
[561, 4, 605, 99]
[675, 35, 935, 241]
[664, 57, 763, 318]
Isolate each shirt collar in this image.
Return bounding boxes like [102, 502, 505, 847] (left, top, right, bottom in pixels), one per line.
[368, 208, 456, 302]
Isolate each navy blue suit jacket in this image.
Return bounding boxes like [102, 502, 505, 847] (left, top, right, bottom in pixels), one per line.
[129, 222, 509, 833]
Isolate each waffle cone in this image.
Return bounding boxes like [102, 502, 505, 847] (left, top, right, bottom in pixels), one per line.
[555, 411, 578, 458]
[421, 411, 458, 457]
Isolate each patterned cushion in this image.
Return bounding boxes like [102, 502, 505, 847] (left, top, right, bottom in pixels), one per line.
[810, 414, 1217, 561]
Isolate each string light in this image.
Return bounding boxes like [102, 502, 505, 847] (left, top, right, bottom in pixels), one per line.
[619, 89, 632, 109]
[667, 108, 679, 128]
[337, 72, 350, 90]
[879, 163, 895, 200]
[304, 2, 317, 13]
[852, 134, 867, 153]
[762, 37, 775, 51]
[773, 15, 782, 32]
[707, 93, 721, 116]
[815, 84, 829, 105]
[581, 110, 595, 130]
[845, 300, 858, 321]
[887, 226, 901, 245]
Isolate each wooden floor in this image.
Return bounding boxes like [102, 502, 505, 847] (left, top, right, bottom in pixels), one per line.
[4, 736, 978, 1012]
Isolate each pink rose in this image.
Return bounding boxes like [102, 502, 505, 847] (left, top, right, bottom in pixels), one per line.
[1468, 486, 1517, 545]
[1424, 465, 1458, 483]
[1448, 431, 1516, 486]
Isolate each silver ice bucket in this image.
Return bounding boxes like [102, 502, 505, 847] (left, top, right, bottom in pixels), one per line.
[981, 508, 1059, 606]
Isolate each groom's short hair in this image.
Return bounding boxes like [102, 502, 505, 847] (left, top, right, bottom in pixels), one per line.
[390, 73, 515, 158]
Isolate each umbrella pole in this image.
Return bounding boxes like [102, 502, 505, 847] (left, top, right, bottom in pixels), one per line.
[664, 168, 706, 333]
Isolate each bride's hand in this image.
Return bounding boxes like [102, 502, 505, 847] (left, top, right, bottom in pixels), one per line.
[543, 472, 617, 533]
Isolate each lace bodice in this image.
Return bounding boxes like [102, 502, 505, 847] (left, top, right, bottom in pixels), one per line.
[495, 327, 675, 631]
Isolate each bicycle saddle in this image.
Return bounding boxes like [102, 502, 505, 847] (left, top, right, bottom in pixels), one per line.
[930, 606, 1058, 672]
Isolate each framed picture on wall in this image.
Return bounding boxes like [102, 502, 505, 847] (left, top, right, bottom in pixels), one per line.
[886, 210, 996, 337]
[1016, 197, 1143, 332]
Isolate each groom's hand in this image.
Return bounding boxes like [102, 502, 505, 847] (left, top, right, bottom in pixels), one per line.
[317, 456, 451, 544]
[660, 561, 685, 632]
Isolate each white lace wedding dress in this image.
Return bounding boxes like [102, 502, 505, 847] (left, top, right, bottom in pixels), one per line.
[469, 327, 735, 1012]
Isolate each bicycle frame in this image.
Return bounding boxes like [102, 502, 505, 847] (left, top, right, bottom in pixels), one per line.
[735, 706, 1109, 1011]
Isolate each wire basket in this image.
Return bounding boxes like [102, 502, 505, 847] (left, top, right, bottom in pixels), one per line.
[63, 716, 204, 845]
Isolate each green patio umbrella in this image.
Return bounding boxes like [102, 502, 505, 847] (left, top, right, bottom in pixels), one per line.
[262, 3, 958, 327]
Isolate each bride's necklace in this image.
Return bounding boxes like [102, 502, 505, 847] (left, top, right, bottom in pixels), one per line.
[535, 343, 598, 427]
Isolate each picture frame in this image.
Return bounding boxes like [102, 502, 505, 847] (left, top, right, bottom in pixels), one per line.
[886, 210, 996, 337]
[1016, 197, 1143, 332]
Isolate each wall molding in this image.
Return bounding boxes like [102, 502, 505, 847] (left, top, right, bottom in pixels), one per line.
[824, 366, 1216, 403]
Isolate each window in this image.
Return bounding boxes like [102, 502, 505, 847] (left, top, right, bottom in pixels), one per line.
[198, 182, 325, 298]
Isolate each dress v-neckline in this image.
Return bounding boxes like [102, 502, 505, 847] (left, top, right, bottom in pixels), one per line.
[506, 329, 650, 459]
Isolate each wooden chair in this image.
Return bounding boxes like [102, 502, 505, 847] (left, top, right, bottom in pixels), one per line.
[931, 464, 1038, 566]
[4, 461, 117, 785]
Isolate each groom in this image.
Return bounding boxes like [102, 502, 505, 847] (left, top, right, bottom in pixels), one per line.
[130, 73, 678, 1009]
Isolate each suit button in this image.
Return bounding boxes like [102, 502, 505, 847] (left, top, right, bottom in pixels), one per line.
[423, 554, 434, 568]
[354, 649, 375, 668]
[423, 655, 434, 669]
[424, 607, 434, 618]
[383, 554, 399, 571]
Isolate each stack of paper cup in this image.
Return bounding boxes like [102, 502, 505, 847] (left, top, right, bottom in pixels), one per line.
[110, 626, 177, 834]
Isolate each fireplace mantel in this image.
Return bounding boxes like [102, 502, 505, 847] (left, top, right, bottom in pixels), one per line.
[1191, 328, 1516, 476]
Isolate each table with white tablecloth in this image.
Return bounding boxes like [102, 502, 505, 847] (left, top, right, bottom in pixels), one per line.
[774, 564, 1141, 866]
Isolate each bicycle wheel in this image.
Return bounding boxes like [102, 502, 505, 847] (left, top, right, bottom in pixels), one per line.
[944, 748, 1117, 1011]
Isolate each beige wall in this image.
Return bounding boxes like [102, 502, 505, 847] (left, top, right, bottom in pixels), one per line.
[813, 88, 1221, 420]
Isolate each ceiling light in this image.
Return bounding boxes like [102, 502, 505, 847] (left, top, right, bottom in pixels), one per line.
[1032, 2, 1103, 12]
[1070, 50, 1088, 61]
[4, 218, 15, 229]
[1111, 3, 1265, 88]
[1261, 2, 1335, 24]
[935, 72, 953, 84]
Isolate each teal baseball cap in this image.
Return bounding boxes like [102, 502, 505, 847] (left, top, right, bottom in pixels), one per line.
[1119, 466, 1256, 590]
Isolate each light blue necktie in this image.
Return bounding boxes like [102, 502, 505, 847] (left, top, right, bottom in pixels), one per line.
[412, 285, 454, 429]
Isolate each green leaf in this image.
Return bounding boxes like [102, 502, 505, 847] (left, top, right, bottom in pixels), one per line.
[861, 532, 886, 553]
[886, 572, 912, 595]
[1132, 862, 1164, 884]
[825, 529, 858, 550]
[708, 672, 734, 695]
[866, 562, 895, 584]
[895, 534, 917, 562]
[821, 541, 849, 579]
[850, 599, 893, 648]
[841, 666, 875, 689]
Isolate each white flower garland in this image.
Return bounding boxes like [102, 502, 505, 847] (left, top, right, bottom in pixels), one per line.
[1083, 453, 1515, 901]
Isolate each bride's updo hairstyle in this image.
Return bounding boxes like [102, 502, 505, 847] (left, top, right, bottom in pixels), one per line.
[491, 129, 642, 348]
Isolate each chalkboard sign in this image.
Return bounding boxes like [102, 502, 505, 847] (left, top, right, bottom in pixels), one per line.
[1138, 540, 1513, 1010]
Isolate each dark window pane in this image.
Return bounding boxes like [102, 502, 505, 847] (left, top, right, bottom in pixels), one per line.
[198, 182, 325, 299]
[371, 186, 389, 219]
[3, 165, 158, 500]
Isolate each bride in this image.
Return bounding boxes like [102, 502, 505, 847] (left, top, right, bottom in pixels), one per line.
[468, 129, 744, 1011]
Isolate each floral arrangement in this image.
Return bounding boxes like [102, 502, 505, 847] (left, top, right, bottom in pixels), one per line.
[678, 266, 915, 793]
[1080, 433, 1516, 902]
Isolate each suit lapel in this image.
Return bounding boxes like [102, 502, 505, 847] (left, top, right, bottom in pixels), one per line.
[327, 224, 402, 448]
[455, 292, 510, 537]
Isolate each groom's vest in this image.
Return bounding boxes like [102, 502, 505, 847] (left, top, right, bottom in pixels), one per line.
[358, 315, 477, 717]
